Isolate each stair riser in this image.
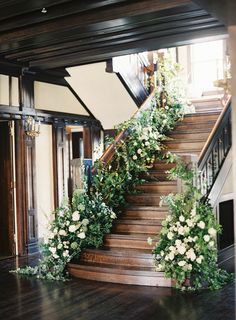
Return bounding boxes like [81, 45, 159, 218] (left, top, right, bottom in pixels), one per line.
[168, 132, 210, 140]
[113, 224, 161, 234]
[68, 266, 172, 287]
[183, 114, 219, 122]
[165, 141, 205, 150]
[136, 184, 177, 193]
[151, 163, 176, 170]
[123, 210, 167, 219]
[81, 251, 154, 268]
[104, 238, 154, 250]
[175, 122, 216, 131]
[126, 195, 162, 206]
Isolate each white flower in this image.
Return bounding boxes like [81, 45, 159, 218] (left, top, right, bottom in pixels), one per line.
[133, 141, 138, 146]
[203, 234, 210, 242]
[190, 206, 196, 217]
[175, 239, 182, 247]
[63, 250, 69, 257]
[57, 243, 63, 249]
[145, 141, 150, 146]
[49, 247, 56, 254]
[160, 250, 164, 257]
[196, 255, 204, 264]
[147, 237, 153, 245]
[69, 225, 78, 233]
[53, 254, 59, 259]
[165, 255, 169, 261]
[188, 264, 192, 271]
[209, 240, 215, 247]
[72, 211, 80, 221]
[177, 245, 186, 255]
[208, 228, 217, 236]
[156, 145, 161, 151]
[59, 229, 67, 236]
[169, 252, 175, 260]
[186, 249, 196, 261]
[178, 260, 186, 267]
[48, 232, 54, 239]
[186, 219, 194, 227]
[133, 155, 138, 160]
[82, 218, 89, 226]
[110, 212, 116, 219]
[197, 221, 205, 229]
[179, 215, 185, 222]
[167, 232, 174, 240]
[166, 215, 172, 222]
[177, 226, 185, 235]
[184, 226, 190, 234]
[53, 228, 58, 234]
[137, 148, 142, 154]
[77, 232, 86, 239]
[169, 246, 176, 252]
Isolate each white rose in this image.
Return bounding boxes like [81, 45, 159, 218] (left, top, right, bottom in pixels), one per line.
[147, 237, 153, 245]
[196, 257, 202, 264]
[169, 246, 176, 252]
[178, 260, 186, 267]
[208, 228, 217, 236]
[177, 226, 185, 235]
[72, 211, 80, 221]
[145, 141, 150, 146]
[160, 250, 164, 257]
[165, 255, 169, 261]
[179, 215, 185, 222]
[133, 155, 138, 160]
[57, 243, 63, 249]
[197, 221, 205, 229]
[209, 240, 215, 247]
[77, 232, 86, 239]
[166, 215, 172, 222]
[178, 245, 186, 255]
[59, 229, 67, 236]
[186, 219, 194, 227]
[175, 239, 182, 247]
[167, 232, 174, 240]
[49, 247, 56, 254]
[53, 254, 59, 259]
[186, 249, 196, 261]
[156, 264, 163, 271]
[190, 206, 196, 217]
[203, 234, 210, 242]
[137, 148, 142, 154]
[69, 225, 78, 232]
[188, 264, 192, 271]
[169, 252, 175, 261]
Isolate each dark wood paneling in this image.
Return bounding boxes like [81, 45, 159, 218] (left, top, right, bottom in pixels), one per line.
[0, 122, 15, 256]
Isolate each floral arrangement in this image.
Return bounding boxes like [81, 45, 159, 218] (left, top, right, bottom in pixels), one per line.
[152, 158, 233, 290]
[13, 190, 116, 280]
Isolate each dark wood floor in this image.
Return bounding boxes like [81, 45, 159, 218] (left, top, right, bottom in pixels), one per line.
[0, 255, 235, 320]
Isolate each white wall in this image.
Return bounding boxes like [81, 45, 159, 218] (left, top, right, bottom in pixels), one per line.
[34, 81, 89, 116]
[67, 62, 138, 129]
[35, 124, 55, 241]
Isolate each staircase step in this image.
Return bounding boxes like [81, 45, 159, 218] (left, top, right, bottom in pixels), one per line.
[151, 162, 176, 170]
[80, 248, 154, 268]
[175, 120, 217, 131]
[113, 219, 162, 234]
[136, 181, 177, 193]
[68, 262, 171, 287]
[165, 139, 205, 151]
[104, 233, 157, 250]
[126, 193, 163, 206]
[123, 206, 168, 220]
[141, 170, 170, 181]
[168, 131, 210, 140]
[182, 112, 220, 123]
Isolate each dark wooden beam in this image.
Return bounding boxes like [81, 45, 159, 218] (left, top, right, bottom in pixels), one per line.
[29, 25, 227, 69]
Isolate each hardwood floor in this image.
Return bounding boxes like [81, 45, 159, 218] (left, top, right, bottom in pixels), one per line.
[0, 255, 235, 320]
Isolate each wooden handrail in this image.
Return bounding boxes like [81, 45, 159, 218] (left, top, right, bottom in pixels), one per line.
[98, 89, 157, 167]
[198, 94, 231, 165]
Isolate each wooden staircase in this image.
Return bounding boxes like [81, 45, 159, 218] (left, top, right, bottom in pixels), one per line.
[68, 110, 221, 286]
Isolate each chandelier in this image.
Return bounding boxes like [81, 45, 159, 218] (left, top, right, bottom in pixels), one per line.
[24, 116, 41, 137]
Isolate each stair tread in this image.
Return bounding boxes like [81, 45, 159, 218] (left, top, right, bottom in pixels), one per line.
[106, 233, 157, 240]
[125, 205, 168, 211]
[82, 247, 153, 258]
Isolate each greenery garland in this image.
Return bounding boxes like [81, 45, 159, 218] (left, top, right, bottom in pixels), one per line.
[152, 157, 233, 291]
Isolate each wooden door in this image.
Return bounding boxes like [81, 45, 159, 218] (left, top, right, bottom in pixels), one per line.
[0, 121, 15, 256]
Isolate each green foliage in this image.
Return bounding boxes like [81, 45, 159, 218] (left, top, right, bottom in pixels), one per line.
[153, 158, 234, 291]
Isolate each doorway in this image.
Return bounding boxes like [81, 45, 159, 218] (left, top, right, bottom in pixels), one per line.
[0, 121, 15, 258]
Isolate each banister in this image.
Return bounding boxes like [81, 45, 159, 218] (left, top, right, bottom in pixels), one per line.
[198, 95, 232, 197]
[98, 89, 157, 167]
[198, 95, 231, 165]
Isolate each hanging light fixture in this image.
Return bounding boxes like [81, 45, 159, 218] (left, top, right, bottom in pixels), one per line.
[24, 116, 41, 138]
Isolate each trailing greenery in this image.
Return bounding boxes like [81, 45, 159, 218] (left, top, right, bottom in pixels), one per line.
[152, 157, 234, 291]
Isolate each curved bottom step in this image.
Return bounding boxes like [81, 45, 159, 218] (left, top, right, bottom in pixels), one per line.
[68, 262, 172, 287]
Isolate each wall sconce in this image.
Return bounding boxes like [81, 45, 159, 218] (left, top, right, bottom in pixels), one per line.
[24, 116, 41, 138]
